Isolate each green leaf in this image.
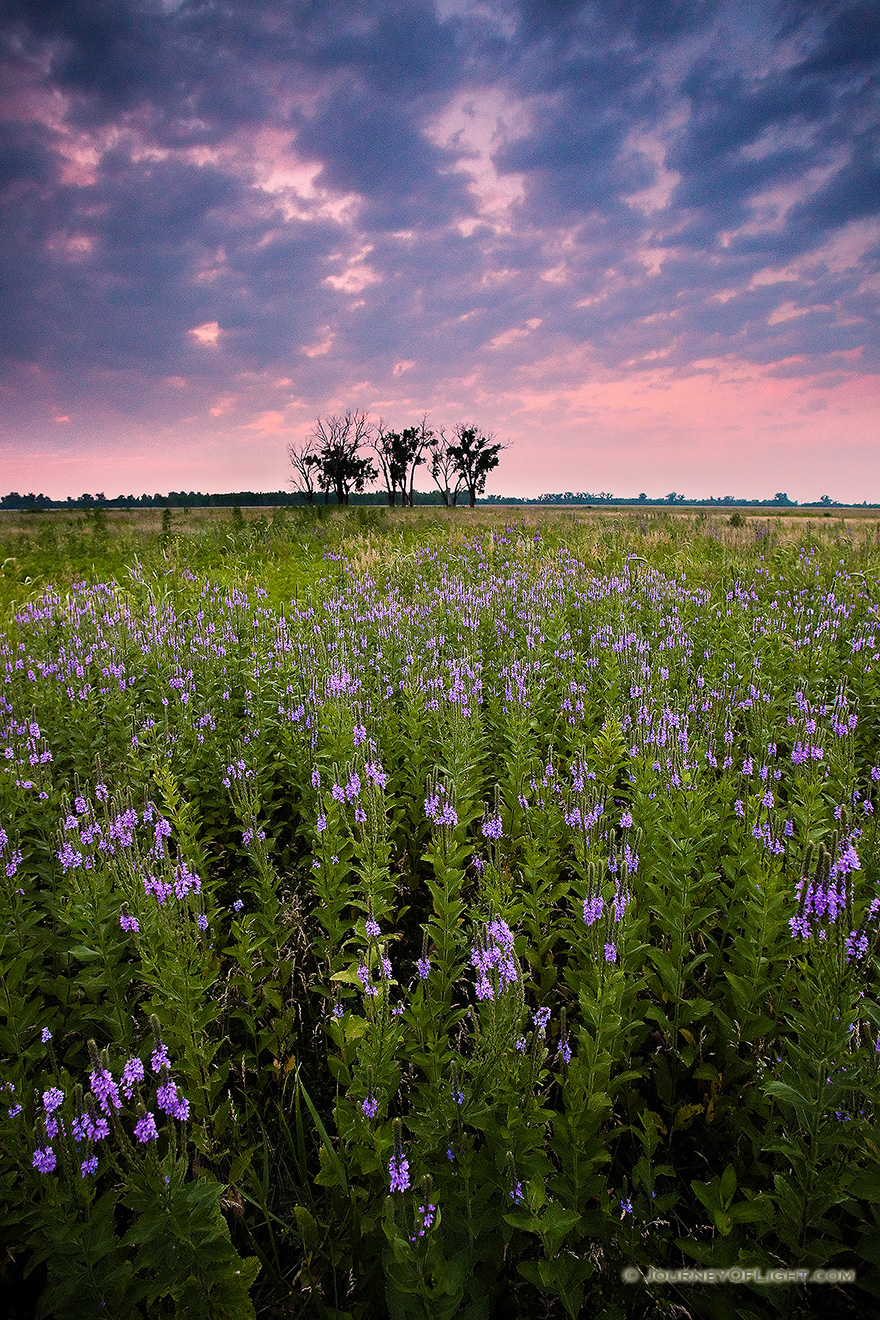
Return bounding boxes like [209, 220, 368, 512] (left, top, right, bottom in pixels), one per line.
[764, 1080, 812, 1114]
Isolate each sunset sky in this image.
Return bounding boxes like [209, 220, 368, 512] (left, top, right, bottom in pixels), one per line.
[0, 0, 878, 501]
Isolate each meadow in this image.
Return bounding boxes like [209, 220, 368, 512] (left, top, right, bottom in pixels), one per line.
[1, 504, 879, 1320]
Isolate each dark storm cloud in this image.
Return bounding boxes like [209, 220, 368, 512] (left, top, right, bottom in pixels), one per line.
[292, 84, 473, 228]
[0, 0, 198, 130]
[790, 2, 880, 74]
[0, 0, 877, 441]
[787, 142, 880, 238]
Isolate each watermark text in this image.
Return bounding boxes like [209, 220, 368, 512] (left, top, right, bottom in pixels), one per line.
[621, 1265, 855, 1285]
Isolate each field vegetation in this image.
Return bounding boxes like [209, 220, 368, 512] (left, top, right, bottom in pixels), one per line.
[1, 505, 879, 1319]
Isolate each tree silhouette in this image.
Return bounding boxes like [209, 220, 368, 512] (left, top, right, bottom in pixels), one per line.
[427, 429, 466, 506]
[287, 436, 321, 504]
[311, 413, 376, 505]
[447, 425, 505, 508]
[370, 422, 404, 507]
[370, 417, 431, 507]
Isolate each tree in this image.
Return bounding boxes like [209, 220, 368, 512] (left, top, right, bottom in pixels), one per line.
[371, 417, 432, 507]
[311, 413, 377, 505]
[398, 417, 432, 508]
[447, 425, 505, 508]
[287, 436, 321, 504]
[427, 429, 466, 506]
[370, 421, 403, 507]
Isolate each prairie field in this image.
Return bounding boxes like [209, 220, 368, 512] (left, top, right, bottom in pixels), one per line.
[1, 505, 879, 1319]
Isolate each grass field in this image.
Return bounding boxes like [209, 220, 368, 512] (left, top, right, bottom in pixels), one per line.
[1, 505, 879, 1319]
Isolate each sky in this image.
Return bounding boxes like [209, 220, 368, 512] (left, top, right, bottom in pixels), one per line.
[0, 0, 878, 502]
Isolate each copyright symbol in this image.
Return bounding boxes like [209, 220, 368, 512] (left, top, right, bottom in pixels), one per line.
[622, 1266, 640, 1284]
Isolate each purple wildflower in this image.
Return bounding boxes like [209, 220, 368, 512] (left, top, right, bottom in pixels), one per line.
[481, 813, 503, 840]
[412, 1203, 437, 1241]
[121, 1057, 145, 1099]
[583, 893, 603, 926]
[361, 1095, 378, 1119]
[89, 1068, 121, 1115]
[42, 1087, 64, 1114]
[151, 1043, 170, 1073]
[172, 864, 201, 899]
[81, 1156, 98, 1177]
[389, 1154, 410, 1193]
[417, 956, 431, 980]
[156, 1079, 179, 1111]
[156, 1080, 189, 1120]
[134, 1112, 159, 1143]
[32, 1147, 56, 1173]
[471, 917, 518, 1000]
[846, 931, 869, 962]
[120, 912, 140, 933]
[365, 918, 381, 938]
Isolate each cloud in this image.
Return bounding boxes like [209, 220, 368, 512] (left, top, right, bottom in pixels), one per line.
[189, 321, 221, 346]
[0, 0, 877, 499]
[243, 409, 291, 435]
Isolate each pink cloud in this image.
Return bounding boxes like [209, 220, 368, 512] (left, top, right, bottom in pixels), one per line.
[189, 322, 222, 346]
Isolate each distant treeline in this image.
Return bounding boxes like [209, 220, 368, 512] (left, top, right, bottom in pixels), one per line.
[0, 489, 872, 511]
[0, 490, 449, 510]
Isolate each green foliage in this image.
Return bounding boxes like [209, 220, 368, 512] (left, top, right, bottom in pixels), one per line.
[2, 510, 880, 1318]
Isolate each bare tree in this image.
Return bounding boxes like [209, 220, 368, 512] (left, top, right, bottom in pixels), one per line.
[427, 428, 466, 506]
[287, 436, 321, 504]
[312, 412, 377, 505]
[448, 424, 506, 507]
[400, 416, 432, 507]
[369, 420, 405, 507]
